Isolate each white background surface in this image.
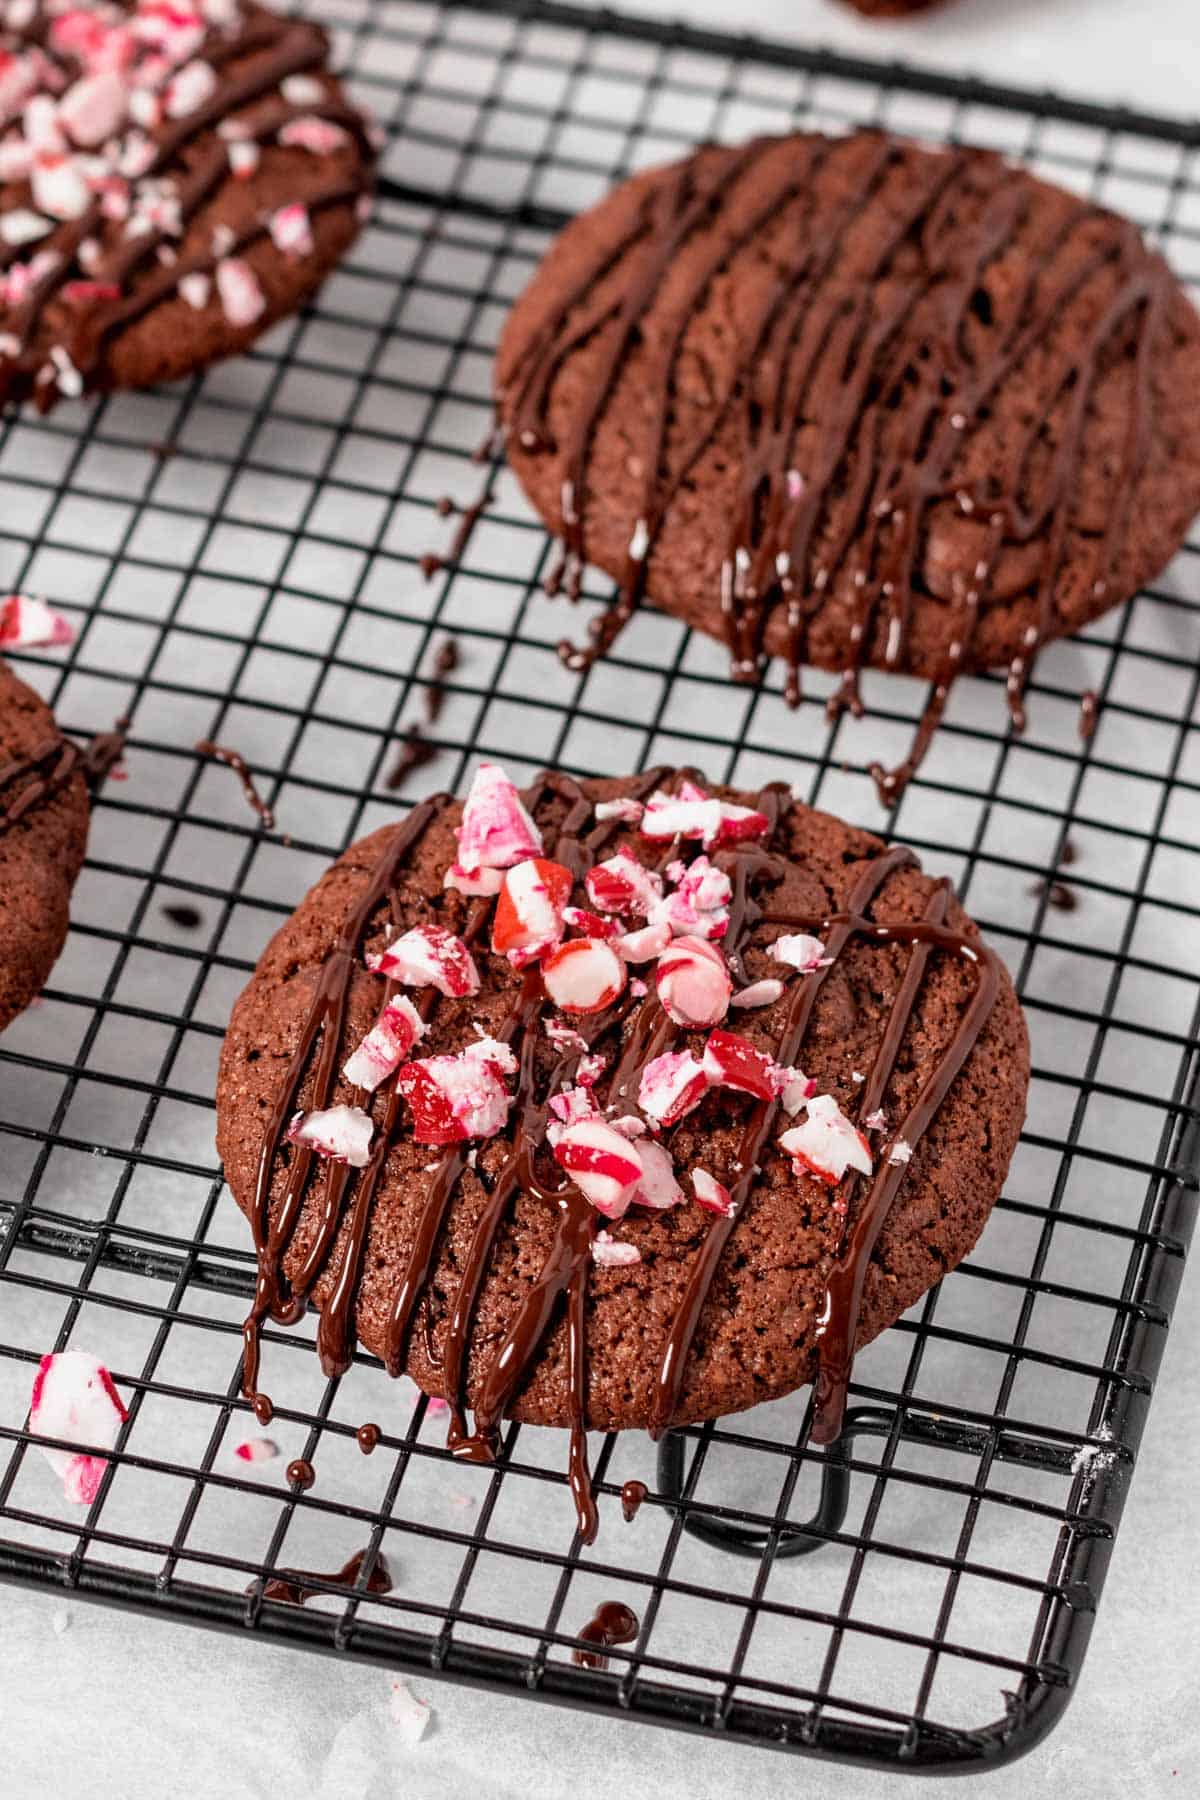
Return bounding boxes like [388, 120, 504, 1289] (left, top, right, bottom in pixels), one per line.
[1, 2, 1198, 1797]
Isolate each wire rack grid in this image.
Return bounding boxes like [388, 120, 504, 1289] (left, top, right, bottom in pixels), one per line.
[0, 0, 1197, 1777]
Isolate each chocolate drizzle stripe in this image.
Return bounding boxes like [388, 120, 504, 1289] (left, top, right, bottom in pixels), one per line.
[501, 132, 1170, 802]
[0, 735, 81, 829]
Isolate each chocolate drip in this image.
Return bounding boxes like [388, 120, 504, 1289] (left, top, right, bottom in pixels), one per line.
[572, 1599, 640, 1670]
[240, 771, 1000, 1532]
[195, 739, 275, 829]
[1079, 690, 1100, 741]
[286, 1456, 315, 1491]
[0, 3, 375, 406]
[356, 1421, 380, 1455]
[0, 735, 81, 830]
[261, 1548, 392, 1606]
[503, 133, 1167, 801]
[619, 1478, 648, 1522]
[420, 467, 497, 583]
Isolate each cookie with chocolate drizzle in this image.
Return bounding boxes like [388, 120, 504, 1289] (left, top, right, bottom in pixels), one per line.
[0, 659, 89, 1029]
[496, 131, 1200, 803]
[217, 765, 1028, 1540]
[0, 1, 376, 411]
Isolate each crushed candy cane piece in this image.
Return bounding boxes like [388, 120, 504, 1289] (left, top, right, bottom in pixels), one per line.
[631, 1136, 684, 1210]
[613, 918, 672, 963]
[552, 1118, 643, 1218]
[287, 1104, 373, 1168]
[455, 761, 541, 874]
[541, 937, 625, 1014]
[0, 208, 51, 246]
[216, 256, 266, 328]
[638, 1048, 709, 1128]
[779, 1094, 873, 1185]
[269, 201, 313, 259]
[640, 783, 770, 849]
[166, 58, 217, 118]
[0, 594, 73, 649]
[593, 1231, 641, 1268]
[234, 1437, 278, 1463]
[59, 68, 127, 145]
[731, 978, 784, 1009]
[772, 933, 830, 974]
[178, 270, 210, 309]
[701, 1029, 781, 1103]
[368, 924, 479, 997]
[547, 1084, 598, 1141]
[390, 1678, 432, 1746]
[544, 1017, 588, 1054]
[443, 860, 503, 897]
[397, 1037, 516, 1144]
[585, 849, 662, 917]
[342, 995, 426, 1091]
[281, 73, 325, 107]
[888, 1138, 913, 1166]
[491, 857, 572, 965]
[227, 137, 259, 178]
[576, 1050, 607, 1088]
[28, 1351, 127, 1506]
[650, 854, 731, 939]
[864, 1108, 887, 1131]
[692, 1169, 735, 1216]
[279, 115, 350, 153]
[594, 796, 644, 823]
[32, 153, 91, 220]
[563, 905, 620, 939]
[655, 935, 731, 1028]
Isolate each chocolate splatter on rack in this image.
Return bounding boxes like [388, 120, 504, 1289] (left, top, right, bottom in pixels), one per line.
[195, 739, 275, 829]
[259, 1548, 392, 1607]
[620, 1479, 648, 1522]
[500, 133, 1169, 805]
[286, 1456, 315, 1490]
[162, 901, 203, 929]
[384, 724, 436, 791]
[239, 773, 1000, 1538]
[0, 0, 376, 412]
[572, 1599, 640, 1669]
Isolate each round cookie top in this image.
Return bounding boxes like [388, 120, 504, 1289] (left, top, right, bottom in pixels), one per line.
[0, 658, 89, 1029]
[0, 0, 376, 410]
[497, 131, 1200, 784]
[218, 763, 1028, 1539]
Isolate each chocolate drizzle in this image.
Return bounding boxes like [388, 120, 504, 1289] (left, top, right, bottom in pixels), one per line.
[572, 1599, 639, 1669]
[195, 739, 275, 829]
[501, 132, 1170, 803]
[0, 2, 375, 409]
[239, 772, 1001, 1536]
[260, 1547, 392, 1606]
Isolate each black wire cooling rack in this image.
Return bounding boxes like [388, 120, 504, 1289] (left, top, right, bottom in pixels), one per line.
[1, 0, 1198, 1777]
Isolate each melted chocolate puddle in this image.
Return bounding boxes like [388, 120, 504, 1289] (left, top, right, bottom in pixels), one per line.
[195, 740, 275, 830]
[162, 902, 203, 930]
[572, 1600, 640, 1670]
[260, 1548, 393, 1607]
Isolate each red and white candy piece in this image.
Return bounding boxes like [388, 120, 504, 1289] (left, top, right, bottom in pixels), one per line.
[612, 918, 672, 963]
[342, 995, 426, 1092]
[772, 933, 830, 974]
[541, 937, 625, 1014]
[701, 1029, 780, 1103]
[443, 861, 504, 898]
[655, 935, 731, 1028]
[779, 1094, 873, 1186]
[650, 855, 731, 939]
[0, 593, 73, 649]
[279, 115, 351, 154]
[367, 924, 479, 998]
[59, 68, 127, 146]
[216, 256, 266, 329]
[455, 761, 542, 875]
[638, 1048, 709, 1128]
[562, 905, 620, 939]
[397, 1037, 516, 1145]
[888, 1138, 913, 1167]
[234, 1437, 278, 1463]
[165, 57, 217, 118]
[593, 796, 644, 824]
[544, 1017, 588, 1055]
[552, 1118, 643, 1218]
[286, 1104, 373, 1168]
[269, 202, 313, 260]
[28, 1351, 127, 1505]
[631, 1136, 684, 1210]
[730, 979, 784, 1009]
[491, 857, 572, 966]
[585, 849, 661, 917]
[592, 1231, 641, 1268]
[692, 1169, 735, 1217]
[640, 782, 770, 850]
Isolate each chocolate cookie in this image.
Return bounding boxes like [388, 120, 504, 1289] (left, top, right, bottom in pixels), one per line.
[496, 131, 1200, 798]
[0, 661, 90, 1030]
[0, 1, 376, 411]
[217, 763, 1028, 1539]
